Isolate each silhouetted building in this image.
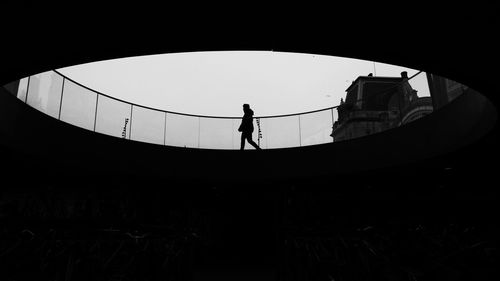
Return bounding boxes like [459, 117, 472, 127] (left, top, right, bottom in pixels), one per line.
[427, 73, 469, 110]
[331, 72, 433, 141]
[400, 96, 433, 125]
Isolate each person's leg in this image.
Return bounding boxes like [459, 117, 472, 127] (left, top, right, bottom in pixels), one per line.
[247, 135, 261, 150]
[240, 133, 246, 150]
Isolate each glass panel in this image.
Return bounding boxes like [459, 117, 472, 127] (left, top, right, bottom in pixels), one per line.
[300, 109, 334, 146]
[232, 119, 239, 150]
[59, 79, 97, 131]
[260, 115, 300, 149]
[130, 106, 165, 145]
[95, 95, 132, 139]
[17, 77, 29, 102]
[164, 113, 199, 148]
[26, 71, 63, 118]
[199, 118, 233, 149]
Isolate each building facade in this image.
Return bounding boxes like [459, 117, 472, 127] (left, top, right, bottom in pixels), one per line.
[331, 72, 434, 142]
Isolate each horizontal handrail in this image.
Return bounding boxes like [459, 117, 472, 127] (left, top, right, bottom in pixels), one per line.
[53, 69, 337, 119]
[54, 69, 423, 120]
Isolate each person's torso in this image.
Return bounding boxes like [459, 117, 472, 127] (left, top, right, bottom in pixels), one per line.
[242, 114, 254, 132]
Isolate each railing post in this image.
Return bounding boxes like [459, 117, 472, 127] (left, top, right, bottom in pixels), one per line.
[93, 94, 99, 132]
[197, 117, 201, 148]
[24, 76, 31, 103]
[256, 118, 262, 148]
[58, 77, 65, 120]
[164, 112, 167, 146]
[298, 115, 302, 147]
[331, 108, 335, 143]
[129, 104, 133, 140]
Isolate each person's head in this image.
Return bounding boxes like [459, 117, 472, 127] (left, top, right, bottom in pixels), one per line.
[243, 103, 251, 113]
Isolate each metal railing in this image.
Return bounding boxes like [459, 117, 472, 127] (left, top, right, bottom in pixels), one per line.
[11, 70, 337, 149]
[5, 69, 437, 149]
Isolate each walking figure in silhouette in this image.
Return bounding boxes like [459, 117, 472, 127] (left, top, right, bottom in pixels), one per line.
[238, 104, 261, 150]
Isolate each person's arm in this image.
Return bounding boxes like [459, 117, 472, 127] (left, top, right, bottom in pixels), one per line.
[238, 116, 244, 132]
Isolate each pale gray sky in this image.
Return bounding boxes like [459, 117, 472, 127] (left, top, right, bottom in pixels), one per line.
[57, 51, 430, 117]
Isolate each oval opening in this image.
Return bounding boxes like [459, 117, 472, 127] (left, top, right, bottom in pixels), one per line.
[1, 51, 492, 150]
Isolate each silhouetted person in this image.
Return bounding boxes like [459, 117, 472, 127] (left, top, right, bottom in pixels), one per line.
[238, 104, 261, 150]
